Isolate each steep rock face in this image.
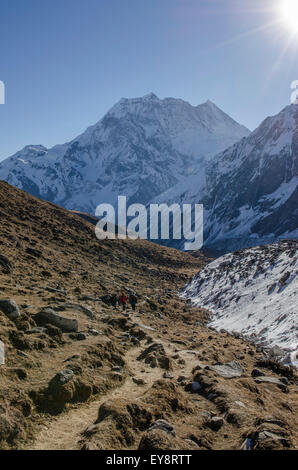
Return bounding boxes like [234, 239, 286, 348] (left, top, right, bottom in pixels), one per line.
[203, 104, 298, 251]
[0, 94, 249, 213]
[155, 104, 298, 252]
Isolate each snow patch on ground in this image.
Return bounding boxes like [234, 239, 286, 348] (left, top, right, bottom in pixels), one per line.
[181, 241, 298, 365]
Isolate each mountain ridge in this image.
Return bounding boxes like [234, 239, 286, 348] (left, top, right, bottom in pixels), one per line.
[154, 103, 298, 252]
[0, 94, 249, 213]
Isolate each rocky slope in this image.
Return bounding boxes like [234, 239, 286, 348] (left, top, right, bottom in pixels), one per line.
[0, 94, 249, 213]
[181, 240, 298, 366]
[0, 181, 297, 451]
[156, 104, 298, 253]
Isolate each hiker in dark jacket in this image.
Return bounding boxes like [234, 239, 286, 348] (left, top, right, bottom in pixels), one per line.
[119, 292, 128, 311]
[110, 294, 118, 309]
[129, 293, 138, 311]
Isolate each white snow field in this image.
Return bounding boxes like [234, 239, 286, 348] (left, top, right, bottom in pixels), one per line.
[181, 241, 298, 366]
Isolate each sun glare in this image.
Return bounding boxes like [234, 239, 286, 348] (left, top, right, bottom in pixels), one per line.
[281, 0, 298, 33]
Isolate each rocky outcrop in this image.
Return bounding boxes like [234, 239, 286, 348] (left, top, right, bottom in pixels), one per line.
[0, 299, 21, 320]
[137, 343, 172, 370]
[208, 360, 244, 379]
[34, 308, 78, 332]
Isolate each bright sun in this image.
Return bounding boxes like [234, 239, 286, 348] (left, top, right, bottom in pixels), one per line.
[281, 0, 298, 33]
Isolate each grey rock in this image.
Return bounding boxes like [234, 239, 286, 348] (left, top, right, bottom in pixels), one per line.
[191, 381, 201, 392]
[17, 350, 28, 358]
[254, 376, 287, 390]
[77, 332, 87, 341]
[234, 401, 247, 408]
[132, 377, 146, 386]
[259, 417, 287, 428]
[60, 303, 93, 320]
[88, 328, 100, 336]
[281, 350, 298, 367]
[0, 340, 4, 365]
[163, 372, 174, 379]
[0, 299, 21, 320]
[208, 416, 224, 431]
[44, 286, 66, 294]
[257, 430, 288, 443]
[236, 354, 245, 360]
[149, 419, 176, 437]
[251, 368, 266, 378]
[35, 308, 78, 332]
[49, 369, 74, 389]
[138, 324, 156, 332]
[267, 345, 285, 359]
[209, 360, 244, 378]
[25, 327, 48, 335]
[200, 410, 215, 419]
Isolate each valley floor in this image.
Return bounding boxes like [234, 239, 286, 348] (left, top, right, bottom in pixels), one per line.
[0, 181, 297, 451]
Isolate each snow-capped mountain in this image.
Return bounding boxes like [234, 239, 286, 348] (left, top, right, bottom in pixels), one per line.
[0, 93, 249, 213]
[181, 240, 298, 364]
[156, 103, 298, 252]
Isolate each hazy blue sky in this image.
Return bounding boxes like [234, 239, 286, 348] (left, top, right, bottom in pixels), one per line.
[1, 0, 298, 160]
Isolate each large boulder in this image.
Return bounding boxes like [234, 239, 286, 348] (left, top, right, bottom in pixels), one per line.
[35, 308, 78, 332]
[254, 376, 288, 391]
[208, 360, 244, 378]
[49, 369, 74, 390]
[57, 303, 93, 320]
[0, 299, 21, 320]
[246, 419, 293, 450]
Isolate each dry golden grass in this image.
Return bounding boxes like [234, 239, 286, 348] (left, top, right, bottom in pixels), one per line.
[0, 180, 297, 451]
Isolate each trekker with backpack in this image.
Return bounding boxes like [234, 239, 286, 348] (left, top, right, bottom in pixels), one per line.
[119, 292, 128, 311]
[110, 293, 118, 309]
[129, 292, 138, 311]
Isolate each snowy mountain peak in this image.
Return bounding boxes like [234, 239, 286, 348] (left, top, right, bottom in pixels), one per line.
[141, 92, 159, 100]
[199, 103, 298, 250]
[9, 145, 48, 163]
[205, 105, 298, 251]
[154, 102, 298, 253]
[0, 94, 249, 213]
